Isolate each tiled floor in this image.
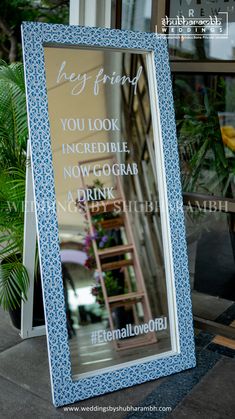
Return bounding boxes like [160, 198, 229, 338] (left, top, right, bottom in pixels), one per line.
[0, 308, 235, 418]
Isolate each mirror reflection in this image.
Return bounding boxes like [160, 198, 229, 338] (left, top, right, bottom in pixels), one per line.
[44, 46, 172, 377]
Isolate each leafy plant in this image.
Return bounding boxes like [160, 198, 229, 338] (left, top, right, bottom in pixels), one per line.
[0, 0, 69, 63]
[0, 60, 29, 310]
[78, 179, 126, 305]
[174, 76, 235, 198]
[91, 271, 123, 306]
[0, 60, 27, 168]
[0, 167, 29, 309]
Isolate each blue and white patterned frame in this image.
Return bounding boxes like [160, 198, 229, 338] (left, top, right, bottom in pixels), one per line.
[21, 22, 196, 407]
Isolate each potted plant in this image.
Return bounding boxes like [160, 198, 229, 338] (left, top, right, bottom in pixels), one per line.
[174, 77, 235, 197]
[173, 76, 235, 294]
[0, 60, 44, 328]
[77, 182, 132, 329]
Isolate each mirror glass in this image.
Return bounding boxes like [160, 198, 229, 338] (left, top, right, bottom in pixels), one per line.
[44, 46, 174, 378]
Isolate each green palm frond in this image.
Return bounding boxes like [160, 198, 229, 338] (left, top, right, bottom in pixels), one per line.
[0, 62, 25, 93]
[0, 61, 28, 168]
[0, 166, 28, 309]
[0, 61, 30, 311]
[0, 257, 29, 310]
[0, 168, 25, 257]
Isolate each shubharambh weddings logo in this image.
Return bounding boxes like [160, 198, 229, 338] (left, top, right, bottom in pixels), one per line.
[156, 12, 228, 39]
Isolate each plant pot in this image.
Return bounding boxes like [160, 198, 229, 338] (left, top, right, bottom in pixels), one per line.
[9, 304, 22, 329]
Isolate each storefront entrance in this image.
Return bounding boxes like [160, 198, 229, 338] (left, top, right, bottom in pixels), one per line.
[114, 0, 235, 339]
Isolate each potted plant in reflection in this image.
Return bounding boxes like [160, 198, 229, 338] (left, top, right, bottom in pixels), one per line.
[77, 180, 129, 329]
[82, 216, 125, 304]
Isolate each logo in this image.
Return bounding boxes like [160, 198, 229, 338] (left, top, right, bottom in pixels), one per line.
[156, 12, 228, 39]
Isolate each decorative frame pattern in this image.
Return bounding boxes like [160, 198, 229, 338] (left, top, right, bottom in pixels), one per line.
[21, 22, 196, 407]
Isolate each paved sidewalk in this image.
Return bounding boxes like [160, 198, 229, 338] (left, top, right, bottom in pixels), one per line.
[0, 308, 234, 418]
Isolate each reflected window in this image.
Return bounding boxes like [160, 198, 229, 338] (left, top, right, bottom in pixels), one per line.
[121, 0, 152, 32]
[169, 1, 235, 61]
[173, 74, 235, 198]
[172, 72, 235, 325]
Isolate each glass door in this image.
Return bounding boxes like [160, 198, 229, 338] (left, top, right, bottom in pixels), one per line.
[117, 0, 235, 338]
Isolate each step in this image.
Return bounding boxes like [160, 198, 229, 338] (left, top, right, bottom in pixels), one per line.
[101, 258, 133, 271]
[98, 244, 134, 258]
[88, 199, 124, 215]
[98, 216, 124, 230]
[107, 291, 145, 304]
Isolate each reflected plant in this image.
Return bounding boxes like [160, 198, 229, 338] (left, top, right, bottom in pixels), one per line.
[76, 179, 119, 271]
[83, 228, 114, 270]
[174, 77, 235, 198]
[91, 271, 123, 306]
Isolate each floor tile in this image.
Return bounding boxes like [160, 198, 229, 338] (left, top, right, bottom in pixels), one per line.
[125, 348, 221, 418]
[0, 308, 22, 352]
[168, 357, 235, 419]
[0, 335, 51, 402]
[0, 375, 71, 419]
